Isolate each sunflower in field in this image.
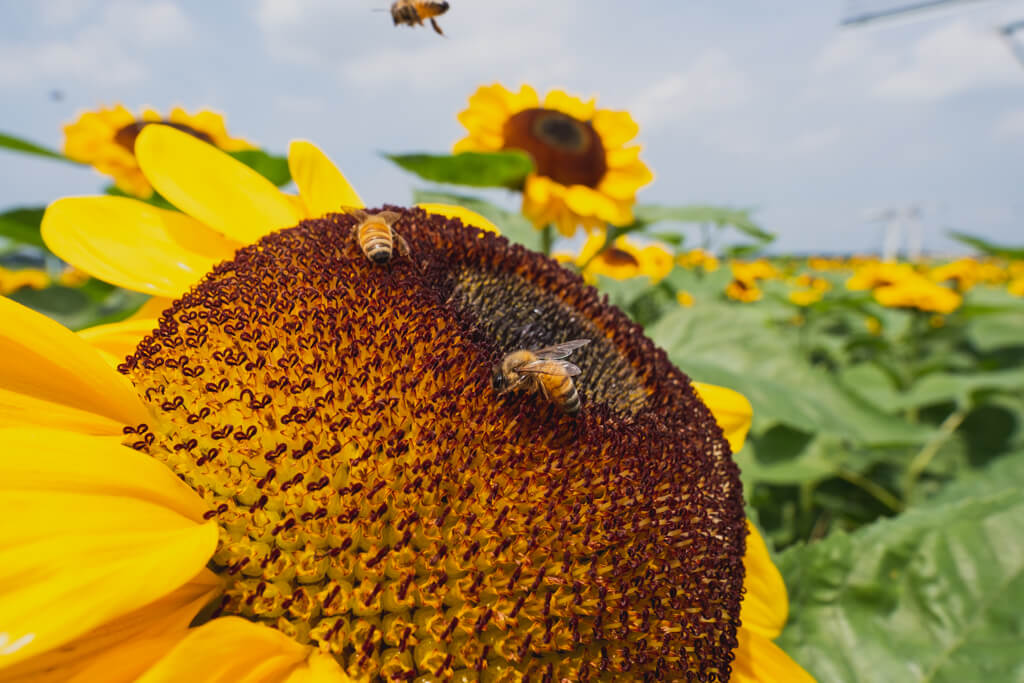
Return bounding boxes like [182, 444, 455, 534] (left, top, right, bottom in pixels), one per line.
[2, 127, 810, 681]
[455, 84, 653, 237]
[557, 231, 673, 284]
[63, 105, 253, 198]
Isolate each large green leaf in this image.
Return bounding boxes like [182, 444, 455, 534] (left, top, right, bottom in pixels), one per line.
[388, 151, 534, 189]
[648, 303, 933, 445]
[0, 131, 77, 163]
[633, 204, 775, 242]
[229, 149, 291, 187]
[777, 451, 1024, 683]
[0, 207, 46, 249]
[966, 311, 1024, 352]
[948, 230, 1024, 260]
[412, 190, 542, 252]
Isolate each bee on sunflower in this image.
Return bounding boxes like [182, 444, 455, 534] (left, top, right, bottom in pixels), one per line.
[1, 127, 811, 682]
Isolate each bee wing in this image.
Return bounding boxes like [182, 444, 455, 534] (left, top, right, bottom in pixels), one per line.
[342, 207, 367, 220]
[532, 339, 590, 360]
[375, 210, 403, 225]
[517, 359, 582, 377]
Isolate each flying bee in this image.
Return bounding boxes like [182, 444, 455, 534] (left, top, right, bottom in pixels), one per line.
[389, 0, 449, 35]
[492, 339, 590, 415]
[351, 209, 410, 264]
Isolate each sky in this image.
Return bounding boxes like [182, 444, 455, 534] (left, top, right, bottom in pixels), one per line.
[1, 0, 1024, 254]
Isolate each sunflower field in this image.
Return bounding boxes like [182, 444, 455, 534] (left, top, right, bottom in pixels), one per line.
[1, 84, 1023, 683]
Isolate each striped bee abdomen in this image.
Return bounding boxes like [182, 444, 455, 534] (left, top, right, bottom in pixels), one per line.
[359, 221, 395, 264]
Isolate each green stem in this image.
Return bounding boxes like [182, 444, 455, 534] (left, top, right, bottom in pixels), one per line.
[836, 466, 905, 513]
[903, 406, 969, 499]
[540, 224, 553, 257]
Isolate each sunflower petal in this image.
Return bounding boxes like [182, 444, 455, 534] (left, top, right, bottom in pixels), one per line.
[417, 203, 500, 234]
[42, 197, 237, 297]
[591, 109, 640, 147]
[741, 520, 788, 639]
[0, 297, 149, 433]
[731, 627, 816, 683]
[543, 89, 596, 121]
[692, 381, 753, 453]
[0, 427, 208, 522]
[0, 492, 217, 668]
[1, 571, 221, 683]
[78, 318, 158, 364]
[136, 617, 333, 683]
[288, 141, 363, 217]
[135, 126, 303, 244]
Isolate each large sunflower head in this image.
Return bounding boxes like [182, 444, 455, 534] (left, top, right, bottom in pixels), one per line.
[63, 105, 253, 198]
[2, 127, 811, 682]
[455, 84, 653, 237]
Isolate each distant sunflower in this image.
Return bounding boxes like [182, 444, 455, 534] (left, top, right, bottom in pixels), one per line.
[63, 105, 253, 198]
[455, 84, 653, 237]
[2, 128, 810, 681]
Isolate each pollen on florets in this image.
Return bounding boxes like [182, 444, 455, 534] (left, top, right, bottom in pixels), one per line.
[120, 207, 746, 681]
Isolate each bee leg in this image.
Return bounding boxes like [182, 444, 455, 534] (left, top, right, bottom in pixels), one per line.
[430, 17, 444, 35]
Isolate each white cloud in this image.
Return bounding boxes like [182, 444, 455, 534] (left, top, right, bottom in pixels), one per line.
[993, 107, 1024, 138]
[874, 20, 1024, 100]
[0, 1, 193, 87]
[629, 50, 751, 128]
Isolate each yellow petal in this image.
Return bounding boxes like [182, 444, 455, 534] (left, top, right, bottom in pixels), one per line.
[0, 492, 217, 668]
[591, 109, 640, 147]
[137, 617, 327, 683]
[417, 203, 500, 234]
[692, 381, 753, 453]
[135, 126, 303, 244]
[731, 627, 816, 683]
[1, 571, 221, 683]
[741, 520, 788, 639]
[288, 140, 364, 217]
[129, 297, 175, 321]
[0, 388, 126, 434]
[543, 89, 596, 121]
[0, 427, 208, 522]
[41, 197, 237, 297]
[598, 161, 654, 201]
[281, 653, 351, 683]
[0, 296, 149, 433]
[78, 318, 158, 364]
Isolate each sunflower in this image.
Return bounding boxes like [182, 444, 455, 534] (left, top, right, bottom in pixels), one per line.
[455, 84, 653, 237]
[63, 105, 254, 198]
[557, 231, 674, 285]
[2, 127, 810, 681]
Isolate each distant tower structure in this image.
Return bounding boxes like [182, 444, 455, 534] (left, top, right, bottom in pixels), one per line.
[840, 0, 992, 25]
[1000, 19, 1024, 67]
[865, 204, 924, 260]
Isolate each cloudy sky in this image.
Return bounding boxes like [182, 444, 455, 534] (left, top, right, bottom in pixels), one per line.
[2, 0, 1024, 253]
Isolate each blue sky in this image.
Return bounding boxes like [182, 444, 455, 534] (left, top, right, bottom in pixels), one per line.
[1, 0, 1023, 254]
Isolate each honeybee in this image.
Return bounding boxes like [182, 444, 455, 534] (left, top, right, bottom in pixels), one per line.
[351, 209, 410, 264]
[492, 339, 590, 415]
[390, 0, 449, 35]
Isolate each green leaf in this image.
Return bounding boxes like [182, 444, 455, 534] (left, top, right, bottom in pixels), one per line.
[777, 451, 1024, 683]
[0, 131, 78, 164]
[387, 151, 534, 189]
[633, 204, 776, 242]
[0, 207, 46, 249]
[104, 185, 177, 211]
[229, 149, 291, 187]
[412, 190, 542, 252]
[948, 230, 1024, 260]
[966, 311, 1024, 352]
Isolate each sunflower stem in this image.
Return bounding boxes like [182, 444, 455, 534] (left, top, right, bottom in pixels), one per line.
[541, 224, 553, 256]
[836, 466, 904, 513]
[902, 405, 969, 501]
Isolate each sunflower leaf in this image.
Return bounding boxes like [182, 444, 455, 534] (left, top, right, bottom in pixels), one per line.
[228, 149, 292, 187]
[633, 204, 776, 243]
[387, 151, 534, 189]
[0, 131, 78, 164]
[0, 207, 46, 249]
[777, 450, 1024, 683]
[412, 190, 542, 252]
[948, 230, 1024, 260]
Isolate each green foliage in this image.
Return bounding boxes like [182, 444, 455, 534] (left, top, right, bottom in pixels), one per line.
[8, 279, 148, 331]
[0, 131, 76, 164]
[949, 230, 1024, 260]
[777, 451, 1024, 683]
[387, 151, 534, 189]
[229, 149, 292, 186]
[0, 207, 46, 249]
[633, 204, 775, 243]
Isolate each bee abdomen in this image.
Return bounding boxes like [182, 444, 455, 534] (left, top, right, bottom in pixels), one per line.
[359, 224, 394, 263]
[551, 375, 582, 415]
